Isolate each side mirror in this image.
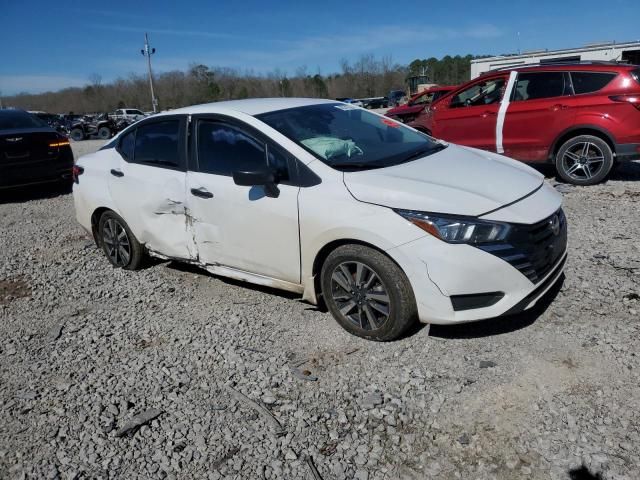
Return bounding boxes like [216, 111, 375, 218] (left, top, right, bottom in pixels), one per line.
[232, 170, 280, 198]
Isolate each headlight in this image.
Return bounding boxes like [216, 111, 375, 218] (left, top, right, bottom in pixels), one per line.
[395, 209, 511, 244]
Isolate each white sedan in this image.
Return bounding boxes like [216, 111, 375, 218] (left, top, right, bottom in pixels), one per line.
[73, 98, 567, 341]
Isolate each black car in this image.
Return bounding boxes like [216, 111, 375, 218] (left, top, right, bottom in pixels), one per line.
[0, 110, 74, 191]
[388, 90, 407, 107]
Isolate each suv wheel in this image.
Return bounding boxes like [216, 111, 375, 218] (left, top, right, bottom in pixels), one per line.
[320, 245, 417, 341]
[98, 211, 144, 270]
[555, 135, 613, 185]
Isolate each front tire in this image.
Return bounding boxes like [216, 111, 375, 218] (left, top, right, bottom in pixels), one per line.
[320, 245, 417, 341]
[555, 135, 613, 185]
[98, 211, 144, 270]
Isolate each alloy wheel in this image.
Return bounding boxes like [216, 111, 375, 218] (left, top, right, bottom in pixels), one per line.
[561, 141, 605, 181]
[102, 218, 131, 267]
[330, 261, 391, 331]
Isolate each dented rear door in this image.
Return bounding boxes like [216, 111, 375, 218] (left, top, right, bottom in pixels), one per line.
[107, 116, 194, 260]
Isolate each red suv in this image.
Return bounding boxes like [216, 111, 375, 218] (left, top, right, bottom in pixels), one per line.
[411, 62, 640, 185]
[386, 86, 455, 124]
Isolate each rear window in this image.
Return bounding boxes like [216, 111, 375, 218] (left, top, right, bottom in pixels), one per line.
[631, 69, 640, 85]
[134, 120, 181, 168]
[0, 110, 47, 130]
[570, 72, 616, 94]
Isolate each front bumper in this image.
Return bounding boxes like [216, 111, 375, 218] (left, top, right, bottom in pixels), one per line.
[388, 232, 567, 324]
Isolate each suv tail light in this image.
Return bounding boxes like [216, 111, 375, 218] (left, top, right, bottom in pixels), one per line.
[72, 165, 84, 184]
[609, 95, 640, 111]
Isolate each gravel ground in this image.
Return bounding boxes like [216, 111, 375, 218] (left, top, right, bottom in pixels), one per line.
[1, 140, 639, 480]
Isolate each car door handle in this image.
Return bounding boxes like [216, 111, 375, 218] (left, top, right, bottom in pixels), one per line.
[482, 111, 497, 117]
[190, 188, 213, 199]
[550, 104, 569, 111]
[110, 169, 124, 177]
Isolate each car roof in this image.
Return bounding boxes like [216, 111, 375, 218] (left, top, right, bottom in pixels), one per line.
[480, 62, 637, 77]
[156, 98, 337, 117]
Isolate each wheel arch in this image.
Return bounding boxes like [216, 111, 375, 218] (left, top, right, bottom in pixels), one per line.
[549, 125, 617, 161]
[90, 207, 113, 247]
[309, 238, 409, 306]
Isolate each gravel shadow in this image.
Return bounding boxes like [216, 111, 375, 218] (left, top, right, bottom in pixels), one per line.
[568, 465, 604, 480]
[164, 260, 300, 300]
[429, 274, 565, 339]
[0, 183, 72, 204]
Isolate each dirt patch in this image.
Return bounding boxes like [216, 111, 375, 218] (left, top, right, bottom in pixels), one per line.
[0, 277, 31, 305]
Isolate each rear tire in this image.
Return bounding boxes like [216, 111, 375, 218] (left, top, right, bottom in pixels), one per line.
[555, 135, 613, 185]
[70, 129, 84, 141]
[320, 244, 418, 341]
[98, 211, 144, 270]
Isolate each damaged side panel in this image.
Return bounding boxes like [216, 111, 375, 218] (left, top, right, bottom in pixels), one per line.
[107, 162, 195, 261]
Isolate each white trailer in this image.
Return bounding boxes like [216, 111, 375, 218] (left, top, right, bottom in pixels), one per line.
[471, 41, 640, 79]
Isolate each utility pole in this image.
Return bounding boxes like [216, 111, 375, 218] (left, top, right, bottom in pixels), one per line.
[141, 33, 158, 113]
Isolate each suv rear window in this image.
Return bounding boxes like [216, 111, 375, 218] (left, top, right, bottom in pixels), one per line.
[570, 72, 616, 94]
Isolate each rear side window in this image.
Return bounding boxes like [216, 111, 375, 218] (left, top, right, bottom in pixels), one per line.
[119, 130, 135, 161]
[513, 72, 569, 101]
[570, 72, 616, 94]
[197, 122, 267, 176]
[631, 69, 640, 85]
[134, 120, 181, 168]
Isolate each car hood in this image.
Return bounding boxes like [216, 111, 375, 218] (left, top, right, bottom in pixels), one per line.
[343, 144, 544, 216]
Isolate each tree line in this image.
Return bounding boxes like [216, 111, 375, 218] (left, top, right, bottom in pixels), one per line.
[3, 55, 482, 114]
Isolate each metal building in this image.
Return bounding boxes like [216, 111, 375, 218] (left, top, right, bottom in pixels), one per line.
[470, 41, 640, 78]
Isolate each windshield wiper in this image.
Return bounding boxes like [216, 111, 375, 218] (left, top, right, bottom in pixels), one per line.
[328, 162, 382, 170]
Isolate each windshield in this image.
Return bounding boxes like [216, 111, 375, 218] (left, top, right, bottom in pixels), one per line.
[257, 103, 443, 171]
[0, 110, 48, 130]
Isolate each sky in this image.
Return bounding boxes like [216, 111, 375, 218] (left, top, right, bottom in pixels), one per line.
[1, 0, 639, 95]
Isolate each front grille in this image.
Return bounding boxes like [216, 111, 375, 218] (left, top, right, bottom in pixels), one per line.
[477, 209, 567, 284]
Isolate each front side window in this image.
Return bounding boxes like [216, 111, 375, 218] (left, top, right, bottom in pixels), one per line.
[570, 72, 617, 94]
[513, 72, 569, 101]
[134, 120, 181, 168]
[197, 122, 267, 176]
[450, 78, 505, 108]
[257, 103, 443, 171]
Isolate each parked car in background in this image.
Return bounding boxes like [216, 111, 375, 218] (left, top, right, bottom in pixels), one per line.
[1, 109, 73, 191]
[411, 62, 640, 185]
[74, 98, 565, 341]
[111, 108, 147, 122]
[388, 90, 407, 107]
[336, 98, 364, 107]
[386, 86, 456, 123]
[362, 97, 389, 109]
